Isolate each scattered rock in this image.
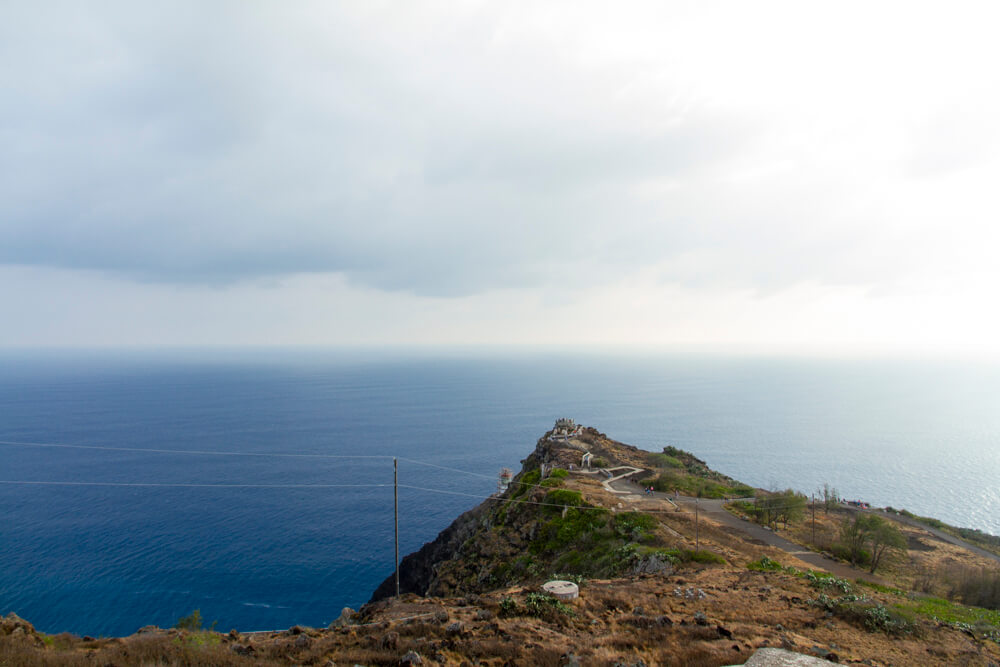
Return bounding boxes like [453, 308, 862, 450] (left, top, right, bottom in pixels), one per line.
[717, 624, 733, 638]
[742, 647, 841, 665]
[136, 625, 159, 634]
[400, 649, 423, 665]
[623, 615, 672, 628]
[561, 652, 582, 667]
[446, 621, 465, 636]
[230, 643, 255, 656]
[632, 554, 673, 575]
[294, 634, 311, 649]
[1, 613, 35, 636]
[694, 611, 708, 626]
[434, 610, 449, 623]
[330, 607, 357, 628]
[475, 608, 494, 621]
[380, 631, 399, 650]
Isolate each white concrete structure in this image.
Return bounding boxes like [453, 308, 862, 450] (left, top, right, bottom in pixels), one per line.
[542, 580, 579, 600]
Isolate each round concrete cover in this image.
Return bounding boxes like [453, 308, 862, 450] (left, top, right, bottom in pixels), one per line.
[541, 580, 579, 599]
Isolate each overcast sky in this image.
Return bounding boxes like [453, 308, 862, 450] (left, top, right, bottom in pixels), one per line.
[2, 1, 999, 353]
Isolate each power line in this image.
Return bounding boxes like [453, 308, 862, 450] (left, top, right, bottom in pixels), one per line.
[0, 477, 671, 516]
[395, 457, 495, 480]
[0, 480, 391, 489]
[0, 439, 394, 460]
[0, 438, 559, 492]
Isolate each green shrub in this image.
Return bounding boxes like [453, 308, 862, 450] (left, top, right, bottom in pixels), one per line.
[613, 512, 658, 541]
[687, 549, 726, 564]
[508, 469, 540, 500]
[863, 603, 917, 635]
[747, 556, 783, 572]
[547, 468, 569, 479]
[524, 592, 574, 618]
[498, 597, 518, 617]
[175, 609, 203, 631]
[810, 595, 916, 636]
[591, 457, 609, 468]
[659, 548, 725, 565]
[520, 469, 541, 486]
[545, 489, 583, 507]
[856, 579, 905, 596]
[807, 571, 853, 593]
[649, 453, 684, 468]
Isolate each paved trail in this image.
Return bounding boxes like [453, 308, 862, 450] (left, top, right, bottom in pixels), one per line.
[608, 474, 887, 583]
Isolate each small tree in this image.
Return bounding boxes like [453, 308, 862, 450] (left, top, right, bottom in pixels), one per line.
[818, 483, 839, 514]
[175, 609, 203, 630]
[751, 489, 805, 529]
[774, 490, 807, 529]
[866, 516, 907, 573]
[838, 514, 907, 572]
[839, 514, 875, 565]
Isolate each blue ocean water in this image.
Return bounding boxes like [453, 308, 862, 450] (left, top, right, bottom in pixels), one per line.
[1, 348, 998, 636]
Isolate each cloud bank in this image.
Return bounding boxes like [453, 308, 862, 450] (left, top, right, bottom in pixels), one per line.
[2, 2, 999, 348]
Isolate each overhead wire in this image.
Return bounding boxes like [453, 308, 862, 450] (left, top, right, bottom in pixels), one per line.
[0, 439, 393, 460]
[0, 480, 391, 489]
[4, 437, 803, 513]
[0, 437, 586, 493]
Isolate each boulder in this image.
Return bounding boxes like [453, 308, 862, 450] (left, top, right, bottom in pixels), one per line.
[399, 649, 423, 665]
[1, 613, 35, 636]
[725, 647, 839, 666]
[329, 607, 357, 628]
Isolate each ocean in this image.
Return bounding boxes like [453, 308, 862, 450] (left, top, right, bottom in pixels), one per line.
[1, 348, 998, 636]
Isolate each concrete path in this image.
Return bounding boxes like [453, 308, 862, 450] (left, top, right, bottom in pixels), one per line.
[599, 466, 645, 495]
[871, 508, 1000, 566]
[608, 476, 886, 583]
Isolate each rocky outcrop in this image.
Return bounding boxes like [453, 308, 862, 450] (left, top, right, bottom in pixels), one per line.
[369, 502, 490, 602]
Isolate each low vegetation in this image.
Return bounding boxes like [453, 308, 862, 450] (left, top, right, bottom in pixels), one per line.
[733, 490, 807, 529]
[891, 507, 1000, 557]
[838, 514, 907, 573]
[642, 446, 754, 498]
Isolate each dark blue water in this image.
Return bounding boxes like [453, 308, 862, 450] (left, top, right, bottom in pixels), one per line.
[1, 348, 998, 636]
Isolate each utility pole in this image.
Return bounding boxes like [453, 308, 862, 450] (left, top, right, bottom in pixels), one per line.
[695, 498, 700, 551]
[394, 457, 399, 598]
[811, 494, 816, 545]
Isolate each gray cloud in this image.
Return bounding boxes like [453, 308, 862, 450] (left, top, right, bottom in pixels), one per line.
[2, 2, 996, 302]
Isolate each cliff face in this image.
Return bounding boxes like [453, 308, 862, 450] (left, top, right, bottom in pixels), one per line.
[368, 435, 547, 603]
[368, 502, 489, 601]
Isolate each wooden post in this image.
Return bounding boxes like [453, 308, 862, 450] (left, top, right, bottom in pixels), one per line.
[695, 498, 700, 551]
[811, 494, 816, 545]
[394, 457, 399, 598]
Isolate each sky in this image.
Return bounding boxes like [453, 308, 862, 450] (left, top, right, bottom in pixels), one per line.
[2, 1, 999, 353]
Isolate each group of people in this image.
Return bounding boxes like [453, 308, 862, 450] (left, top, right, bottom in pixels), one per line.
[631, 478, 656, 495]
